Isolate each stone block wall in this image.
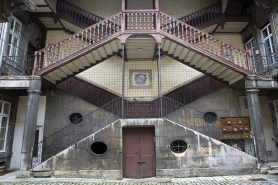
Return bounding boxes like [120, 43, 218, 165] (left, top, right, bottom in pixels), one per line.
[42, 89, 119, 161]
[33, 119, 257, 178]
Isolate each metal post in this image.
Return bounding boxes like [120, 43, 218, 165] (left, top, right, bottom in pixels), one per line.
[122, 44, 125, 118]
[158, 43, 162, 117]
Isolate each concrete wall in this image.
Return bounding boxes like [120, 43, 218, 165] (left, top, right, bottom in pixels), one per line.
[10, 96, 47, 169]
[33, 119, 257, 178]
[169, 86, 245, 119]
[42, 89, 119, 161]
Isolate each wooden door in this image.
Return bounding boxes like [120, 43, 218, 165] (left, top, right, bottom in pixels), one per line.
[123, 127, 155, 178]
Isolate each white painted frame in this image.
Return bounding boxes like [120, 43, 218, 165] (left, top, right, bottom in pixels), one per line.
[261, 23, 275, 65]
[7, 16, 22, 64]
[0, 100, 11, 152]
[0, 22, 8, 67]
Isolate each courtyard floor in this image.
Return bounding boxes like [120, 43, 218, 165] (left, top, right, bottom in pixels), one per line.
[0, 172, 277, 185]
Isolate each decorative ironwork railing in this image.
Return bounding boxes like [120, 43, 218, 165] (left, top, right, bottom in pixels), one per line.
[57, 0, 104, 26]
[32, 11, 122, 75]
[32, 97, 122, 168]
[160, 12, 252, 73]
[57, 77, 119, 108]
[1, 56, 34, 76]
[32, 10, 254, 75]
[32, 96, 256, 168]
[178, 2, 222, 28]
[162, 96, 256, 157]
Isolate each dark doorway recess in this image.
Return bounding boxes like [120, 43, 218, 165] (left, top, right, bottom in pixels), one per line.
[123, 127, 156, 178]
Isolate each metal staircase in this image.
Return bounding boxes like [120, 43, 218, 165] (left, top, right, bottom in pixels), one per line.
[57, 0, 104, 33]
[32, 10, 254, 85]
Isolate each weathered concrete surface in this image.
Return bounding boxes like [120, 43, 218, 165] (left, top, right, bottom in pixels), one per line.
[19, 78, 42, 173]
[245, 76, 278, 89]
[33, 119, 257, 179]
[0, 76, 41, 89]
[246, 89, 267, 163]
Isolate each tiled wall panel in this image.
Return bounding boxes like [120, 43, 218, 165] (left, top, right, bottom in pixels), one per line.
[67, 0, 218, 19]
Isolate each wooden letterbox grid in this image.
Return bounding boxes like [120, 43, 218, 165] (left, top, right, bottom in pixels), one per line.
[219, 117, 251, 140]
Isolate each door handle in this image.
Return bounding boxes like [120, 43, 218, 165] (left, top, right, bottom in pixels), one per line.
[137, 161, 145, 164]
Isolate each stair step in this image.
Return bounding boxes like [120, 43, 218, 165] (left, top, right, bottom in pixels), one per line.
[268, 170, 278, 175]
[270, 166, 278, 170]
[32, 171, 52, 177]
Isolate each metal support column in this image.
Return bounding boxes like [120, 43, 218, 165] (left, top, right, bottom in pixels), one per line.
[246, 88, 268, 163]
[122, 44, 125, 118]
[18, 78, 41, 176]
[157, 43, 162, 117]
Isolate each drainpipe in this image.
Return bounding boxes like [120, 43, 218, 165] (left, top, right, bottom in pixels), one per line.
[122, 44, 125, 118]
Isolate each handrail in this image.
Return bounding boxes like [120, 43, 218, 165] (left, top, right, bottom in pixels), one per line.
[160, 11, 251, 72]
[162, 96, 256, 156]
[179, 1, 222, 21]
[33, 11, 122, 74]
[57, 0, 104, 26]
[32, 97, 122, 168]
[33, 10, 253, 75]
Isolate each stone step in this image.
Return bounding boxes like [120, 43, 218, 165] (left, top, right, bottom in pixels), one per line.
[270, 166, 278, 170]
[31, 171, 52, 178]
[268, 170, 278, 175]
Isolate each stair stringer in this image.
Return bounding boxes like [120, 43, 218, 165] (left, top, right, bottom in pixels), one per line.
[32, 118, 258, 178]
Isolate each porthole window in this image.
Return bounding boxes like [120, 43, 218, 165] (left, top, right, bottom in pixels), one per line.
[170, 140, 187, 153]
[203, 112, 217, 123]
[69, 113, 83, 124]
[90, 141, 108, 156]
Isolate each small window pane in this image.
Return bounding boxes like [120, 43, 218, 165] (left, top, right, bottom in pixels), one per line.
[0, 128, 6, 139]
[3, 104, 10, 114]
[262, 29, 268, 38]
[0, 139, 4, 150]
[1, 117, 8, 127]
[0, 102, 2, 113]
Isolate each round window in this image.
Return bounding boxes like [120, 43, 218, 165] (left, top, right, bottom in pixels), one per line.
[170, 140, 187, 153]
[203, 112, 217, 123]
[90, 141, 108, 156]
[69, 113, 83, 124]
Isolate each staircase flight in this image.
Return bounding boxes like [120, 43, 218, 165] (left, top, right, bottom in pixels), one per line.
[32, 11, 254, 85]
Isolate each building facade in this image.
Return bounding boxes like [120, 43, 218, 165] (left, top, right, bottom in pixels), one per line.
[0, 0, 278, 178]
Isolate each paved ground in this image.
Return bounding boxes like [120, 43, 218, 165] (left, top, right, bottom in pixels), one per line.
[0, 172, 277, 185]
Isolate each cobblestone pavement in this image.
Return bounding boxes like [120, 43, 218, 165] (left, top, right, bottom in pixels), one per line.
[0, 172, 277, 185]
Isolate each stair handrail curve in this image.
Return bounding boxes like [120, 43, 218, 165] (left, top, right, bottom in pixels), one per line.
[178, 1, 222, 26]
[32, 11, 123, 75]
[162, 96, 256, 157]
[160, 11, 253, 74]
[32, 97, 122, 168]
[57, 0, 104, 26]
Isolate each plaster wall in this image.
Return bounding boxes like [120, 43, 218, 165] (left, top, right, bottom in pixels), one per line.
[10, 96, 47, 169]
[33, 119, 257, 178]
[239, 96, 278, 161]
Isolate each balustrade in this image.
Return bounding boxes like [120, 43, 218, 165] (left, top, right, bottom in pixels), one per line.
[57, 0, 104, 26]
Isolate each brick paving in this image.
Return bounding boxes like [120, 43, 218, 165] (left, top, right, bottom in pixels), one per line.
[0, 173, 277, 185]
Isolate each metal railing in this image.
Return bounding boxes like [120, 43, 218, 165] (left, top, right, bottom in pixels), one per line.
[33, 10, 254, 76]
[248, 43, 278, 77]
[32, 97, 122, 168]
[57, 0, 104, 26]
[178, 2, 222, 28]
[0, 56, 34, 76]
[32, 95, 256, 168]
[163, 96, 256, 157]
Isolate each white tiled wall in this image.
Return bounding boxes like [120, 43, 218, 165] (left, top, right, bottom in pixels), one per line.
[77, 56, 202, 97]
[67, 0, 218, 19]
